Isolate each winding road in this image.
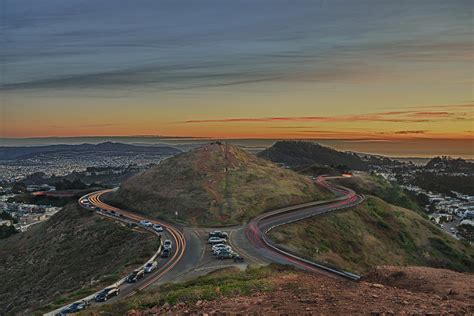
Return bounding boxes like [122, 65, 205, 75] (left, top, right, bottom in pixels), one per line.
[244, 176, 364, 280]
[47, 176, 363, 314]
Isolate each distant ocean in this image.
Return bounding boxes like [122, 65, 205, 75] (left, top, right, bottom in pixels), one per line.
[0, 137, 472, 160]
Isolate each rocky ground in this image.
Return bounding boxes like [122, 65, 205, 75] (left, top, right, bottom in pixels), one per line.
[124, 266, 473, 315]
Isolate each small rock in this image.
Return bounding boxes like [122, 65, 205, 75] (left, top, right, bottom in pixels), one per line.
[371, 283, 384, 289]
[447, 289, 457, 295]
[372, 294, 379, 298]
[402, 300, 409, 305]
[305, 307, 311, 311]
[162, 302, 170, 310]
[196, 300, 203, 307]
[256, 299, 264, 305]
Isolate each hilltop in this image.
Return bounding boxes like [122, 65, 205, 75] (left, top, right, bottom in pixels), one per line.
[109, 143, 330, 226]
[0, 204, 158, 315]
[258, 141, 369, 170]
[269, 196, 474, 274]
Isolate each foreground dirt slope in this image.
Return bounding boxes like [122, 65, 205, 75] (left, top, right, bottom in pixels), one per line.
[108, 266, 473, 315]
[111, 143, 330, 226]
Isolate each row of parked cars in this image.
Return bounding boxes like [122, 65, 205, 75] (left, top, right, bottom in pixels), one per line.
[207, 231, 244, 262]
[58, 199, 171, 315]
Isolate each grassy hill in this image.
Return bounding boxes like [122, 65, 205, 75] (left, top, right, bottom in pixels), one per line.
[258, 141, 369, 170]
[109, 143, 331, 226]
[269, 196, 474, 274]
[328, 173, 425, 215]
[0, 204, 158, 315]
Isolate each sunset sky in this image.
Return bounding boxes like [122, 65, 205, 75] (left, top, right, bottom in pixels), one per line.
[1, 1, 473, 149]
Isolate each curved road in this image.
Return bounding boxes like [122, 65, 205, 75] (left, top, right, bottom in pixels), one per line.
[49, 175, 362, 314]
[87, 190, 187, 295]
[243, 176, 364, 279]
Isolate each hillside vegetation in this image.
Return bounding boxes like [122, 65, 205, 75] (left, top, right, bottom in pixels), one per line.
[269, 196, 474, 274]
[110, 143, 330, 226]
[328, 173, 425, 214]
[258, 141, 368, 170]
[0, 204, 158, 315]
[86, 264, 474, 315]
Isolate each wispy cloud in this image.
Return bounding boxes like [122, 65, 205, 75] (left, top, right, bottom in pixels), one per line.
[181, 106, 473, 124]
[393, 130, 427, 135]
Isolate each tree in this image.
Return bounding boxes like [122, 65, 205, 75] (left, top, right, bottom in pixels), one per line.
[12, 182, 27, 194]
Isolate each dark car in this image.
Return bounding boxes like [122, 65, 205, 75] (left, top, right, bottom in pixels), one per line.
[233, 255, 245, 263]
[208, 231, 228, 239]
[161, 248, 171, 258]
[216, 250, 234, 260]
[56, 300, 89, 315]
[94, 287, 119, 302]
[126, 269, 145, 283]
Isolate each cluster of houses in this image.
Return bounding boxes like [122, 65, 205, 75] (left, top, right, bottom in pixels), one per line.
[0, 199, 60, 232]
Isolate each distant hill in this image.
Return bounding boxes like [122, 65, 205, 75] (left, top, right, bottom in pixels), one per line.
[109, 142, 331, 226]
[0, 204, 158, 315]
[425, 156, 473, 174]
[258, 141, 369, 170]
[0, 141, 181, 160]
[269, 196, 474, 274]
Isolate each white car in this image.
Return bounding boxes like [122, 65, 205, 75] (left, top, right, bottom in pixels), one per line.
[153, 224, 164, 232]
[208, 237, 226, 244]
[163, 239, 173, 250]
[144, 261, 158, 273]
[211, 243, 227, 250]
[139, 220, 152, 227]
[213, 245, 232, 255]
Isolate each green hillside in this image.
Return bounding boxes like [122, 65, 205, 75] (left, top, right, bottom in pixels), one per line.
[109, 143, 331, 226]
[269, 196, 474, 274]
[328, 173, 425, 215]
[0, 204, 158, 315]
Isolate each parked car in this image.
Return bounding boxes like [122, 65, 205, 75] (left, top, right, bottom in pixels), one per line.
[212, 245, 232, 255]
[127, 222, 137, 228]
[139, 220, 152, 227]
[211, 243, 227, 251]
[57, 300, 89, 315]
[233, 255, 245, 263]
[161, 248, 171, 258]
[208, 237, 227, 244]
[153, 224, 164, 232]
[163, 239, 173, 250]
[144, 261, 158, 273]
[94, 287, 119, 302]
[208, 231, 228, 239]
[126, 269, 145, 283]
[216, 250, 235, 260]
